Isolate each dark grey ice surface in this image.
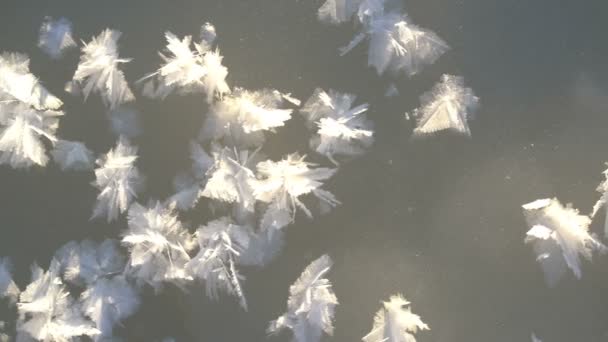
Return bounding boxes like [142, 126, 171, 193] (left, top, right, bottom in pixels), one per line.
[1, 0, 608, 341]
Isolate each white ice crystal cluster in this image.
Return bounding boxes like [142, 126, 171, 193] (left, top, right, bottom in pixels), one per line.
[523, 198, 607, 287]
[254, 154, 340, 231]
[54, 239, 140, 339]
[200, 87, 294, 148]
[319, 0, 448, 76]
[0, 53, 64, 168]
[122, 202, 195, 291]
[199, 146, 259, 219]
[140, 23, 229, 103]
[362, 294, 429, 342]
[72, 29, 135, 110]
[411, 74, 479, 137]
[0, 257, 19, 303]
[16, 260, 100, 341]
[268, 255, 338, 342]
[92, 136, 143, 222]
[186, 217, 253, 310]
[301, 88, 373, 164]
[54, 239, 126, 286]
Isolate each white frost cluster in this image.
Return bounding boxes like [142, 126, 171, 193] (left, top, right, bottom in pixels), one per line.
[339, 11, 449, 76]
[17, 260, 100, 341]
[301, 88, 373, 163]
[362, 294, 429, 342]
[51, 140, 94, 171]
[0, 103, 62, 169]
[0, 53, 63, 111]
[54, 239, 126, 286]
[254, 154, 340, 231]
[140, 27, 229, 102]
[92, 137, 143, 222]
[53, 239, 140, 339]
[81, 275, 140, 339]
[523, 198, 607, 287]
[38, 16, 76, 59]
[411, 74, 479, 137]
[122, 202, 194, 291]
[186, 217, 253, 310]
[0, 53, 64, 168]
[201, 146, 258, 213]
[0, 257, 19, 303]
[200, 88, 293, 147]
[268, 255, 338, 342]
[72, 29, 134, 110]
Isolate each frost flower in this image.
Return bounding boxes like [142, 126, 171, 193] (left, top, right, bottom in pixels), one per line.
[72, 29, 134, 109]
[92, 137, 143, 222]
[200, 88, 293, 148]
[523, 198, 607, 287]
[268, 255, 338, 342]
[411, 74, 479, 137]
[301, 88, 373, 163]
[253, 154, 340, 231]
[122, 202, 194, 291]
[340, 12, 448, 77]
[186, 217, 253, 310]
[362, 294, 429, 342]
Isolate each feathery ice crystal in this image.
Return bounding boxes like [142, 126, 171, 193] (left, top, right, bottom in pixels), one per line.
[0, 54, 65, 168]
[362, 294, 429, 342]
[140, 32, 207, 99]
[411, 74, 479, 138]
[38, 17, 76, 59]
[0, 53, 63, 111]
[80, 275, 140, 339]
[0, 257, 19, 303]
[140, 28, 229, 102]
[0, 103, 62, 169]
[201, 146, 258, 213]
[17, 260, 100, 341]
[72, 29, 134, 110]
[92, 137, 143, 222]
[186, 217, 253, 310]
[199, 88, 293, 148]
[340, 12, 449, 77]
[122, 202, 194, 291]
[54, 239, 126, 286]
[253, 154, 340, 231]
[301, 88, 373, 163]
[523, 198, 607, 287]
[268, 255, 338, 342]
